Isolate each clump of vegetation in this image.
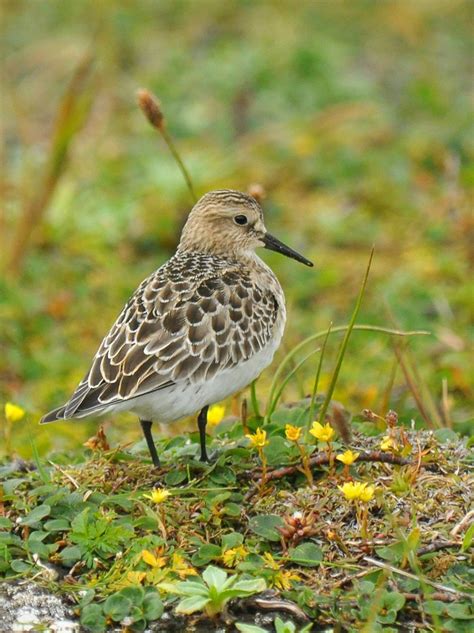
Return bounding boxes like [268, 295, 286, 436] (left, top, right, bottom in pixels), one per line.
[1, 398, 472, 631]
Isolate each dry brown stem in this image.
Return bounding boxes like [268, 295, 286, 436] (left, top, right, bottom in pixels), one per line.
[7, 53, 94, 276]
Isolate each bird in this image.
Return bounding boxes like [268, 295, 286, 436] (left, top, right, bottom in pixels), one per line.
[41, 190, 313, 467]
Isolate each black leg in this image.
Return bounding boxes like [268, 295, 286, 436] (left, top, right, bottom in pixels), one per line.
[197, 405, 209, 462]
[140, 419, 160, 468]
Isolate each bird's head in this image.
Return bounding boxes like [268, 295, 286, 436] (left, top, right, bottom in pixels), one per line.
[178, 189, 313, 267]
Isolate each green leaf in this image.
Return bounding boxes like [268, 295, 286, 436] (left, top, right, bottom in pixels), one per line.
[462, 522, 474, 552]
[202, 565, 228, 589]
[44, 518, 70, 531]
[119, 586, 144, 606]
[383, 591, 405, 612]
[235, 624, 268, 633]
[71, 508, 90, 534]
[223, 502, 241, 516]
[11, 559, 33, 573]
[191, 543, 222, 566]
[248, 514, 285, 541]
[219, 577, 266, 601]
[424, 600, 446, 616]
[133, 516, 158, 531]
[103, 593, 132, 621]
[375, 542, 404, 564]
[222, 532, 244, 549]
[21, 504, 51, 526]
[358, 581, 375, 595]
[274, 616, 296, 633]
[288, 542, 323, 567]
[164, 470, 187, 486]
[169, 579, 209, 597]
[0, 517, 12, 529]
[175, 595, 211, 614]
[142, 592, 164, 620]
[434, 429, 459, 444]
[263, 435, 292, 466]
[59, 545, 82, 564]
[80, 604, 106, 632]
[446, 602, 474, 620]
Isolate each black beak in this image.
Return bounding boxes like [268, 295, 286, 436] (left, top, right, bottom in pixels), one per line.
[262, 233, 314, 267]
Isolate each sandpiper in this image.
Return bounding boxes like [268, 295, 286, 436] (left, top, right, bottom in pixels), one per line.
[41, 190, 313, 466]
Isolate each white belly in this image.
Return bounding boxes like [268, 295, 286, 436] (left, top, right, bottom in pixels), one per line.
[110, 337, 281, 423]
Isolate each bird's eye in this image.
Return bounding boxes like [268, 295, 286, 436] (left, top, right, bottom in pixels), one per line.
[234, 215, 248, 225]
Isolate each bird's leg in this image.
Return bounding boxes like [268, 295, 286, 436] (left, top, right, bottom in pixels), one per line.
[197, 405, 210, 462]
[140, 419, 160, 468]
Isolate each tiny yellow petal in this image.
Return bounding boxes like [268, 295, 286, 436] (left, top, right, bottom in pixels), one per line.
[359, 484, 375, 502]
[336, 450, 360, 466]
[207, 404, 226, 426]
[272, 569, 301, 590]
[263, 552, 280, 570]
[142, 549, 158, 566]
[5, 402, 25, 424]
[338, 482, 361, 500]
[285, 424, 302, 442]
[126, 571, 146, 585]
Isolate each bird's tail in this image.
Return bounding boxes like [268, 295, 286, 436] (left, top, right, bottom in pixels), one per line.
[40, 405, 68, 424]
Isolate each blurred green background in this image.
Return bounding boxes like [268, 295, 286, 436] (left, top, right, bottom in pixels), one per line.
[1, 0, 472, 457]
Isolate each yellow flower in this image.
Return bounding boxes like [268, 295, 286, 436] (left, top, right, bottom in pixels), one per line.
[171, 552, 197, 578]
[285, 424, 302, 442]
[5, 402, 25, 424]
[246, 427, 268, 449]
[380, 436, 396, 451]
[207, 404, 225, 426]
[143, 488, 171, 504]
[222, 545, 248, 568]
[338, 481, 375, 502]
[336, 450, 360, 466]
[142, 548, 167, 568]
[309, 421, 335, 442]
[262, 552, 280, 570]
[272, 569, 302, 591]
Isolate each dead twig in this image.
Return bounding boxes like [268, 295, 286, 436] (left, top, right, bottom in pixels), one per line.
[450, 509, 474, 537]
[252, 450, 435, 484]
[417, 540, 460, 556]
[245, 449, 440, 500]
[393, 343, 434, 429]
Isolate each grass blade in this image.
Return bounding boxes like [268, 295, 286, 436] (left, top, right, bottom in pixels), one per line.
[265, 347, 321, 420]
[317, 247, 374, 425]
[29, 435, 50, 483]
[265, 324, 430, 416]
[307, 322, 332, 428]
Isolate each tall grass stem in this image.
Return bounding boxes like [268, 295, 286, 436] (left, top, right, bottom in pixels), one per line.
[317, 247, 374, 426]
